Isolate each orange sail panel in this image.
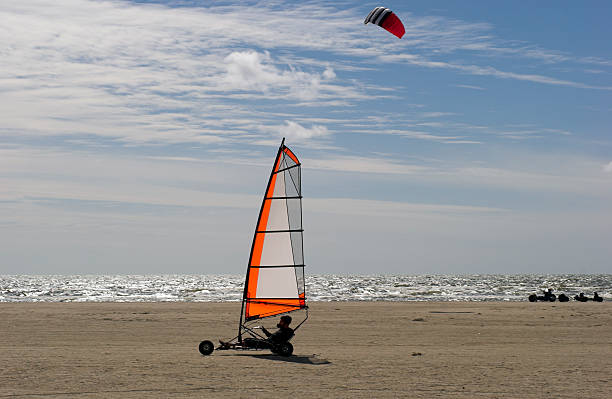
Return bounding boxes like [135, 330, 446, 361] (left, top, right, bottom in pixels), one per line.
[244, 141, 306, 321]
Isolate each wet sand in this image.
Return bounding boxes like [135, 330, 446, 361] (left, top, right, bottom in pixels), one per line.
[1, 302, 610, 398]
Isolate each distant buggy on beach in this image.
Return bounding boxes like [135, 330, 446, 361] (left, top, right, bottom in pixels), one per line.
[529, 289, 556, 302]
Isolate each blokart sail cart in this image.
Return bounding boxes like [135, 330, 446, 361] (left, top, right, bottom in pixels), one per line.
[199, 309, 308, 357]
[198, 139, 308, 358]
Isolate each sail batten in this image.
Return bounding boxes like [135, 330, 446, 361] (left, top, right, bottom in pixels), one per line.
[256, 229, 304, 233]
[241, 139, 306, 322]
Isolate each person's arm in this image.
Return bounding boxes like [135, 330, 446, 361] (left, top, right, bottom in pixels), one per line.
[260, 326, 272, 337]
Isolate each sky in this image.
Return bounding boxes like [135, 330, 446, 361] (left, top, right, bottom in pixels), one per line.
[1, 0, 611, 275]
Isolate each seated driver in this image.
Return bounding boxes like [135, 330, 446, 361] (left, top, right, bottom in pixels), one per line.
[260, 315, 294, 344]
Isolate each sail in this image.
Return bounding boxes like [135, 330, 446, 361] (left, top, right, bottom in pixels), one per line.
[242, 139, 306, 321]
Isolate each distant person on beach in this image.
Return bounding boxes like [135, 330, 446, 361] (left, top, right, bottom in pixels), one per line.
[593, 292, 603, 302]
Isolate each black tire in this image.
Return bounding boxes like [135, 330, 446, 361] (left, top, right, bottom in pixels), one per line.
[275, 342, 293, 357]
[199, 340, 214, 356]
[528, 294, 537, 302]
[548, 294, 556, 302]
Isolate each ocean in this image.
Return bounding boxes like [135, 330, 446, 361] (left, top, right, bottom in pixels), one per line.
[1, 274, 610, 302]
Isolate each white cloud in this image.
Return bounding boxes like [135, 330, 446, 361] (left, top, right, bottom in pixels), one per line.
[308, 197, 506, 218]
[305, 155, 432, 175]
[223, 50, 335, 100]
[420, 112, 459, 118]
[224, 51, 278, 92]
[278, 120, 330, 141]
[453, 84, 486, 90]
[380, 54, 612, 90]
[603, 161, 612, 173]
[384, 129, 479, 144]
[322, 67, 336, 80]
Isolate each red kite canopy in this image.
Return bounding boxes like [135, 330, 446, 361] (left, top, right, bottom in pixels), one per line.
[364, 6, 405, 39]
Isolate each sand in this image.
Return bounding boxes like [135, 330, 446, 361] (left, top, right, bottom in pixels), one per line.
[1, 302, 610, 398]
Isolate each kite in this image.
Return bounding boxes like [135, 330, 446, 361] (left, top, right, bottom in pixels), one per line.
[364, 6, 405, 39]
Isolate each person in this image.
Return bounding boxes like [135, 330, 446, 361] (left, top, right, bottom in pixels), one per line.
[593, 292, 603, 302]
[220, 315, 295, 349]
[260, 315, 294, 345]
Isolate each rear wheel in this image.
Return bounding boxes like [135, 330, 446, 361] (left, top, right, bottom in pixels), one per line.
[199, 340, 214, 355]
[275, 342, 293, 357]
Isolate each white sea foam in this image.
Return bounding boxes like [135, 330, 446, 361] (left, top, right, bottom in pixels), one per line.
[0, 274, 610, 303]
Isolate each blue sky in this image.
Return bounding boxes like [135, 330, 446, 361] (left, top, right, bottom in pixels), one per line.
[1, 0, 611, 274]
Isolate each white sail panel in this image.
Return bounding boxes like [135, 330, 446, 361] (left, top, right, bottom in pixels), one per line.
[266, 199, 289, 231]
[259, 232, 294, 266]
[272, 168, 286, 197]
[255, 267, 299, 298]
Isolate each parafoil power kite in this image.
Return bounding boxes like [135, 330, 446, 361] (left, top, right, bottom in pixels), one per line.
[364, 6, 405, 39]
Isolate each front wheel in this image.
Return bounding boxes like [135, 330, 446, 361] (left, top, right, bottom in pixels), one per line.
[275, 342, 293, 357]
[199, 340, 214, 355]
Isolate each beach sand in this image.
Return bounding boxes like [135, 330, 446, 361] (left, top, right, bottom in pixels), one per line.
[1, 302, 610, 398]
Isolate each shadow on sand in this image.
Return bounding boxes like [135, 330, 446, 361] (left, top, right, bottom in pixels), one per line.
[245, 353, 331, 365]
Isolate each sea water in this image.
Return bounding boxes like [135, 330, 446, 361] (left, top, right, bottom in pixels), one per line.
[0, 274, 610, 302]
